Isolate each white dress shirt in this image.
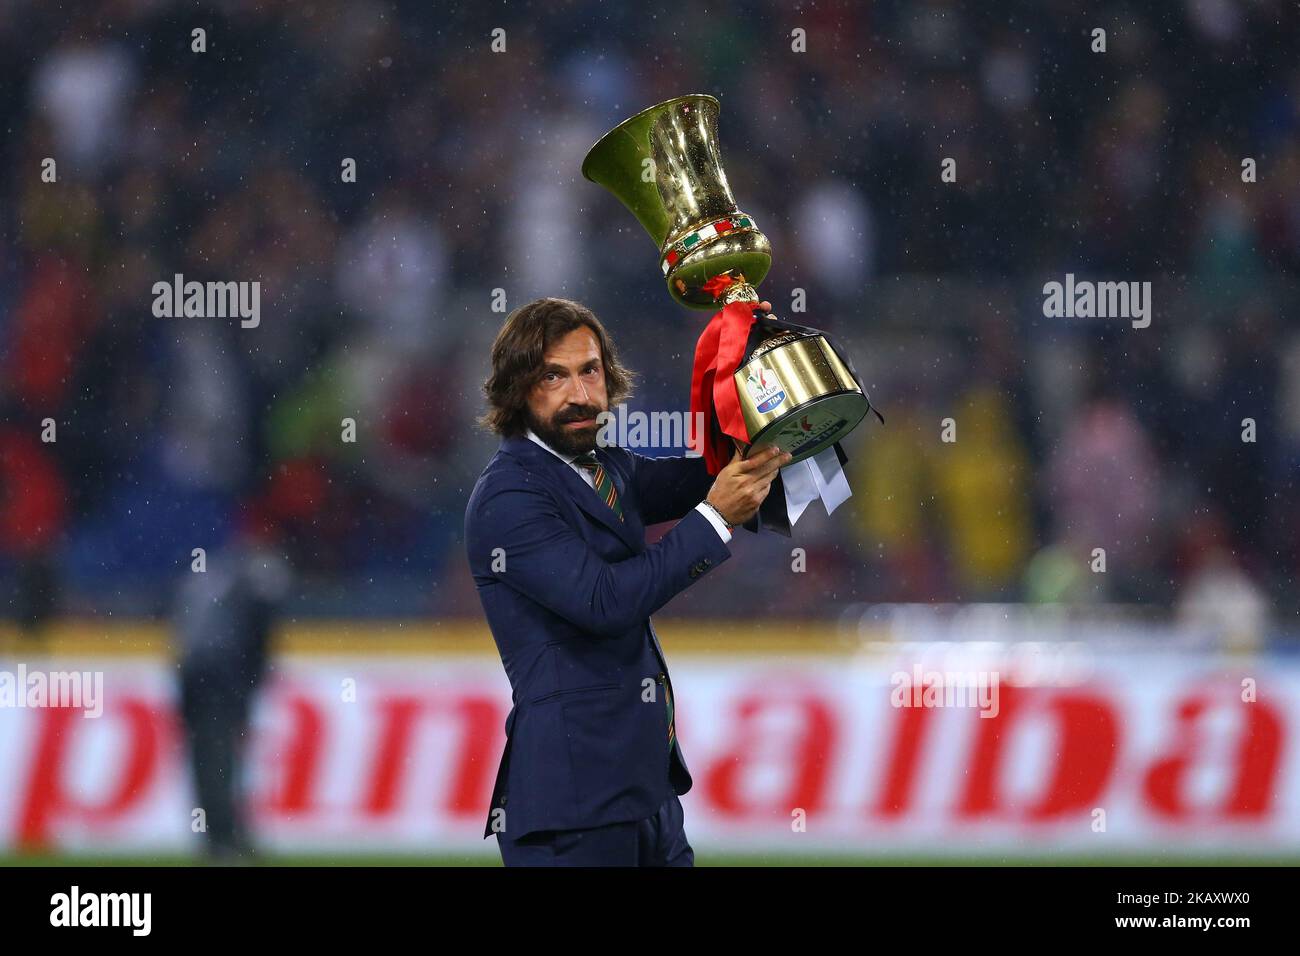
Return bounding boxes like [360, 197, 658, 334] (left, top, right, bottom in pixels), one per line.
[525, 428, 731, 543]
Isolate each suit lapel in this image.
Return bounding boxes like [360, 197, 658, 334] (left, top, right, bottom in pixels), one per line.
[502, 437, 641, 553]
[647, 619, 670, 674]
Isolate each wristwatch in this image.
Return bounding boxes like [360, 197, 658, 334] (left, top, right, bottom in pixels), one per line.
[700, 500, 736, 532]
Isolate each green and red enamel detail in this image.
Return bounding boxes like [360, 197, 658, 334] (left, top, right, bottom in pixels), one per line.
[660, 214, 756, 276]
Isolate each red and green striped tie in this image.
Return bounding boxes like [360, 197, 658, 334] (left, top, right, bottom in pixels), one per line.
[574, 452, 624, 522]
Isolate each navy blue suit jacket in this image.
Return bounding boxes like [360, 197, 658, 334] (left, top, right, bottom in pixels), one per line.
[465, 434, 730, 840]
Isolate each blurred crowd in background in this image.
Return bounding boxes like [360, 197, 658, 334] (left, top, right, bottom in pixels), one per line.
[1, 0, 1298, 641]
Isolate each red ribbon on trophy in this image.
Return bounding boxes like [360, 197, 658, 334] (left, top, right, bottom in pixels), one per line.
[688, 274, 761, 474]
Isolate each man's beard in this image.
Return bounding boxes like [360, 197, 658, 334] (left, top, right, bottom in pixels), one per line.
[528, 402, 604, 457]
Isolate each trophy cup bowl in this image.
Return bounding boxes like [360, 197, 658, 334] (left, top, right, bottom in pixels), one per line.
[582, 93, 872, 465]
[581, 94, 772, 310]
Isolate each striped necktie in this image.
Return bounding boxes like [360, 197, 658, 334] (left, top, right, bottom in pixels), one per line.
[664, 679, 676, 749]
[574, 451, 624, 522]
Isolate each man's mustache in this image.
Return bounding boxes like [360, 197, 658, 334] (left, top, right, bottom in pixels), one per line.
[555, 406, 601, 424]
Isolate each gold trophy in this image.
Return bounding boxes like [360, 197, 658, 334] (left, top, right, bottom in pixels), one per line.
[581, 93, 875, 467]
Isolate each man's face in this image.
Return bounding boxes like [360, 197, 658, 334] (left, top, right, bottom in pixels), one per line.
[524, 326, 608, 457]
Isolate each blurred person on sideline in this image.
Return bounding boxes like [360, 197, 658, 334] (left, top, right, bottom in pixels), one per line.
[173, 521, 291, 861]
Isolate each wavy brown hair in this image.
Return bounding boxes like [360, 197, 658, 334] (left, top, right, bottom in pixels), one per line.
[479, 297, 636, 438]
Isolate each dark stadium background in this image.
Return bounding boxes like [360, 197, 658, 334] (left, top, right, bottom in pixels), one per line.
[1, 0, 1298, 865]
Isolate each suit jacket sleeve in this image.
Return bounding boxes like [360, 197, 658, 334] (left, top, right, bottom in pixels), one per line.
[626, 452, 716, 526]
[467, 476, 731, 637]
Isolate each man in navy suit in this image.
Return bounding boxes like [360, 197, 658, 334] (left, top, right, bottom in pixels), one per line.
[465, 297, 789, 866]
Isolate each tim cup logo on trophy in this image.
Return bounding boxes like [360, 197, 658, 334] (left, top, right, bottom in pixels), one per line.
[581, 94, 882, 534]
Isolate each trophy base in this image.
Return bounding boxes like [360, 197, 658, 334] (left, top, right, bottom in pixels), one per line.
[742, 390, 870, 465]
[733, 332, 870, 465]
